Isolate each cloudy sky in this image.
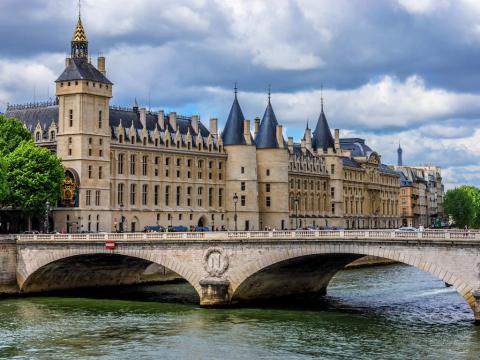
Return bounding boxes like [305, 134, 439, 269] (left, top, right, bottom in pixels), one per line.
[1, 0, 480, 188]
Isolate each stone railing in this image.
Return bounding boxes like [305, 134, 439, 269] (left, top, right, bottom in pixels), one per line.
[15, 230, 480, 242]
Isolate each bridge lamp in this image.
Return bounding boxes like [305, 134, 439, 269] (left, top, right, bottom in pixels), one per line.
[233, 193, 238, 231]
[294, 196, 299, 229]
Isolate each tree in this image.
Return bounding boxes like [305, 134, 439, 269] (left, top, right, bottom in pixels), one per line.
[0, 157, 8, 203]
[458, 185, 480, 228]
[444, 188, 475, 228]
[5, 141, 64, 214]
[0, 115, 32, 155]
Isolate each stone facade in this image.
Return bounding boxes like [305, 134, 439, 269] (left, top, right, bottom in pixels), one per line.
[5, 15, 402, 232]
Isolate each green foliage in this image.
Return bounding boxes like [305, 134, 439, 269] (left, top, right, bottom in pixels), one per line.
[5, 141, 64, 214]
[0, 157, 8, 203]
[0, 115, 32, 155]
[444, 187, 476, 228]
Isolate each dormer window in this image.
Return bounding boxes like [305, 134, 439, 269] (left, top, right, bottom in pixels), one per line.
[35, 132, 41, 142]
[119, 135, 123, 143]
[50, 131, 55, 141]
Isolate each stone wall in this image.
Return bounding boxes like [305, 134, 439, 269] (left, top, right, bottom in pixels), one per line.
[0, 236, 18, 294]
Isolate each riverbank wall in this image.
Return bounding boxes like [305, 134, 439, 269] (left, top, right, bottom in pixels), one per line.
[0, 236, 18, 294]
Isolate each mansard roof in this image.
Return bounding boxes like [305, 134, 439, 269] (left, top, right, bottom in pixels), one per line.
[221, 95, 246, 145]
[340, 138, 373, 157]
[5, 104, 58, 135]
[56, 58, 112, 84]
[312, 106, 335, 151]
[256, 101, 283, 149]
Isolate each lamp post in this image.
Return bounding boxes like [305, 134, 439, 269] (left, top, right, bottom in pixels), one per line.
[294, 196, 299, 229]
[212, 214, 215, 231]
[120, 203, 124, 233]
[44, 200, 50, 233]
[233, 193, 238, 231]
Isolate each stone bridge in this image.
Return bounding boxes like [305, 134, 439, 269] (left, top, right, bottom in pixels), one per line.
[1, 230, 480, 323]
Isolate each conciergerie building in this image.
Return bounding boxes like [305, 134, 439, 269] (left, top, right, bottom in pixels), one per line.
[6, 13, 401, 233]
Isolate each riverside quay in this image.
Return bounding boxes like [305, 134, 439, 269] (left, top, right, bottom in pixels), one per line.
[1, 229, 480, 323]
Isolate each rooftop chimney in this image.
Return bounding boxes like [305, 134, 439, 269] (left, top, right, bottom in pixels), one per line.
[191, 115, 199, 134]
[210, 118, 218, 136]
[254, 117, 260, 138]
[276, 125, 284, 148]
[169, 112, 177, 131]
[334, 129, 340, 150]
[97, 56, 106, 76]
[139, 108, 146, 128]
[158, 110, 165, 129]
[244, 119, 251, 144]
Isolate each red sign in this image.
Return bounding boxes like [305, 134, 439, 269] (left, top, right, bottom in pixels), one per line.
[105, 241, 116, 249]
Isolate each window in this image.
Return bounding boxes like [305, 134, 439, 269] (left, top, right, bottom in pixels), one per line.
[241, 166, 245, 174]
[197, 187, 203, 206]
[86, 190, 91, 206]
[177, 158, 181, 166]
[99, 166, 103, 179]
[69, 109, 73, 127]
[142, 156, 148, 176]
[35, 132, 40, 142]
[241, 195, 246, 206]
[142, 184, 148, 205]
[331, 164, 335, 175]
[165, 186, 170, 206]
[187, 187, 192, 195]
[130, 154, 136, 175]
[241, 182, 245, 191]
[209, 187, 213, 207]
[88, 148, 92, 156]
[143, 137, 147, 146]
[119, 135, 123, 143]
[266, 169, 270, 176]
[187, 159, 192, 167]
[218, 188, 223, 207]
[95, 190, 100, 206]
[50, 131, 55, 140]
[331, 203, 335, 214]
[177, 170, 181, 178]
[218, 162, 223, 169]
[118, 183, 125, 206]
[99, 149, 103, 157]
[165, 157, 170, 166]
[266, 183, 270, 192]
[198, 160, 203, 168]
[331, 187, 335, 197]
[98, 110, 102, 128]
[198, 172, 202, 179]
[118, 154, 124, 174]
[130, 184, 136, 205]
[266, 196, 271, 207]
[154, 185, 159, 206]
[209, 161, 213, 169]
[176, 186, 181, 206]
[89, 137, 92, 145]
[88, 165, 92, 179]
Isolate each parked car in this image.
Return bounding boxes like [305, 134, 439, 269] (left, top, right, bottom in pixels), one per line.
[194, 226, 210, 232]
[143, 225, 165, 232]
[397, 226, 418, 232]
[169, 225, 189, 232]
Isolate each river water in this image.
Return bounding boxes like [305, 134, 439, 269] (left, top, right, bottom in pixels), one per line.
[0, 264, 479, 360]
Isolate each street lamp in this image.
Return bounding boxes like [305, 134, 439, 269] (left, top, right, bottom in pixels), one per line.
[233, 193, 238, 231]
[294, 196, 299, 229]
[44, 200, 50, 233]
[120, 203, 124, 233]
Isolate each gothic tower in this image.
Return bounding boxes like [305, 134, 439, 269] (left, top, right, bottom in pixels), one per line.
[221, 87, 259, 230]
[397, 143, 403, 166]
[54, 11, 113, 232]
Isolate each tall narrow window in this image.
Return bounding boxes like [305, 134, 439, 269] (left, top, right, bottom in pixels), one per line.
[142, 184, 148, 205]
[241, 195, 246, 206]
[88, 165, 92, 179]
[95, 190, 100, 206]
[218, 188, 223, 207]
[118, 154, 124, 174]
[130, 184, 136, 205]
[154, 185, 159, 206]
[69, 109, 73, 127]
[266, 196, 271, 207]
[86, 190, 91, 206]
[266, 183, 271, 192]
[98, 110, 102, 128]
[165, 186, 170, 206]
[118, 183, 124, 205]
[142, 156, 148, 176]
[176, 186, 181, 206]
[197, 187, 203, 207]
[130, 154, 136, 175]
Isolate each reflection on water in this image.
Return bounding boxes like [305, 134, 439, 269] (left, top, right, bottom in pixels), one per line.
[1, 264, 479, 360]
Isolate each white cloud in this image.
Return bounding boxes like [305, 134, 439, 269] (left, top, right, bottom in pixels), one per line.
[396, 0, 449, 14]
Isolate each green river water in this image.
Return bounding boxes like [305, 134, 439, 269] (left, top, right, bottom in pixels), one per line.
[0, 264, 479, 359]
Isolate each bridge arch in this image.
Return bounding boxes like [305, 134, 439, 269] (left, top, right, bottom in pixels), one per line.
[17, 247, 202, 296]
[229, 243, 477, 312]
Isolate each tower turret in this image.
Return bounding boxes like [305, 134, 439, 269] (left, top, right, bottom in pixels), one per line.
[312, 97, 335, 152]
[397, 143, 403, 166]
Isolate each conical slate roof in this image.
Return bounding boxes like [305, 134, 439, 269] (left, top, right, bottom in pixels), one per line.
[312, 103, 335, 151]
[256, 101, 282, 149]
[72, 16, 88, 43]
[221, 94, 246, 145]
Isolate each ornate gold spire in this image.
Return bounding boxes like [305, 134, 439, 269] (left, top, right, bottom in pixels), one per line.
[72, 16, 88, 43]
[70, 2, 88, 59]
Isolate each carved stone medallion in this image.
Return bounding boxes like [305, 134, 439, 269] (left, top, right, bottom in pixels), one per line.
[204, 247, 229, 277]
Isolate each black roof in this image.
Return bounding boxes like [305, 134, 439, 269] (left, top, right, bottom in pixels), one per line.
[221, 95, 246, 145]
[312, 107, 335, 151]
[56, 58, 112, 85]
[256, 101, 283, 149]
[5, 105, 58, 135]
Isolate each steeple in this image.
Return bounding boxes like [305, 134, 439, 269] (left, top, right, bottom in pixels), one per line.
[221, 85, 247, 145]
[397, 142, 403, 166]
[311, 94, 335, 152]
[71, 2, 88, 59]
[256, 93, 283, 149]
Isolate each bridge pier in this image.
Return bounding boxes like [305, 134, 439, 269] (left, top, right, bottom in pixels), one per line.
[473, 290, 480, 325]
[0, 237, 18, 295]
[199, 278, 230, 307]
